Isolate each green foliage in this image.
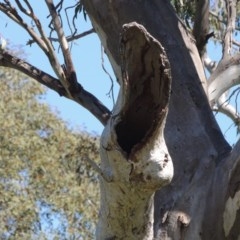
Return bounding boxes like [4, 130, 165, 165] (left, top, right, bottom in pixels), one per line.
[0, 67, 99, 239]
[171, 0, 240, 42]
[171, 0, 196, 29]
[74, 1, 87, 22]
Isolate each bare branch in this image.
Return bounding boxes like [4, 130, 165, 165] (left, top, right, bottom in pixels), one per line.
[208, 53, 240, 105]
[27, 28, 95, 46]
[223, 0, 237, 58]
[82, 156, 113, 182]
[101, 45, 115, 105]
[45, 0, 78, 94]
[65, 28, 95, 41]
[204, 54, 217, 73]
[0, 50, 111, 125]
[0, 2, 48, 53]
[214, 93, 240, 129]
[64, 2, 78, 39]
[0, 1, 68, 96]
[15, 0, 31, 17]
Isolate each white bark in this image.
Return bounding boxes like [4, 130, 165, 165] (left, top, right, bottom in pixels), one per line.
[208, 64, 240, 104]
[208, 55, 240, 127]
[96, 22, 173, 239]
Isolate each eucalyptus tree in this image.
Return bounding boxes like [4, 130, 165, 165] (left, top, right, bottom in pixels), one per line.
[0, 0, 240, 239]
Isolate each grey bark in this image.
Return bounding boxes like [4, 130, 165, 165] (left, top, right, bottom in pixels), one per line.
[82, 0, 240, 239]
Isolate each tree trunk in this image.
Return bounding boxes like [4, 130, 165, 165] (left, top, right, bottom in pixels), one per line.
[96, 22, 173, 239]
[82, 1, 240, 239]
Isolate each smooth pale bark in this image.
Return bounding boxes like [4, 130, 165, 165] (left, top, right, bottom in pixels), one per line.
[208, 54, 240, 104]
[97, 22, 173, 239]
[82, 0, 240, 239]
[208, 55, 240, 128]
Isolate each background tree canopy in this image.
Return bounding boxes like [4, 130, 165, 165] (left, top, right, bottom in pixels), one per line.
[171, 0, 240, 137]
[0, 67, 99, 239]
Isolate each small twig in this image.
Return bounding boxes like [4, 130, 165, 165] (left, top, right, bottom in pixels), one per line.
[233, 39, 240, 47]
[27, 28, 95, 46]
[55, 0, 64, 12]
[15, 0, 31, 17]
[64, 2, 79, 40]
[226, 86, 240, 106]
[65, 28, 95, 41]
[0, 2, 48, 53]
[234, 87, 240, 116]
[223, 121, 236, 137]
[214, 90, 240, 131]
[82, 156, 113, 182]
[101, 45, 115, 105]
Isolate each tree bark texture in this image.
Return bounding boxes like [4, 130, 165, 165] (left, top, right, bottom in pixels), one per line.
[82, 0, 239, 239]
[97, 22, 173, 239]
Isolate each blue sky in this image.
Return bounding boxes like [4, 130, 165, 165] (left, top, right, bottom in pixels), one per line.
[0, 1, 238, 146]
[0, 1, 118, 134]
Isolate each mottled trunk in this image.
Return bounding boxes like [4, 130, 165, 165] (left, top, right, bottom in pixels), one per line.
[83, 0, 240, 239]
[97, 22, 173, 239]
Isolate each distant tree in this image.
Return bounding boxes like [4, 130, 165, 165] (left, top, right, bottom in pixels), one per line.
[0, 0, 240, 239]
[0, 67, 99, 239]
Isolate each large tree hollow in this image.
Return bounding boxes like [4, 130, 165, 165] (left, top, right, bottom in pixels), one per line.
[116, 96, 156, 155]
[114, 22, 171, 157]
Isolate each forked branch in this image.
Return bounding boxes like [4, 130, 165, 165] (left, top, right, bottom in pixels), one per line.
[45, 0, 79, 95]
[0, 50, 111, 125]
[0, 1, 111, 125]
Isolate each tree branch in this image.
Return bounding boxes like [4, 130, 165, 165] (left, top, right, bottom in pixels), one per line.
[214, 93, 240, 130]
[0, 1, 111, 125]
[27, 29, 95, 46]
[0, 1, 48, 53]
[45, 0, 79, 96]
[82, 156, 113, 182]
[223, 0, 237, 58]
[0, 1, 72, 97]
[0, 50, 111, 126]
[208, 53, 240, 105]
[204, 54, 217, 73]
